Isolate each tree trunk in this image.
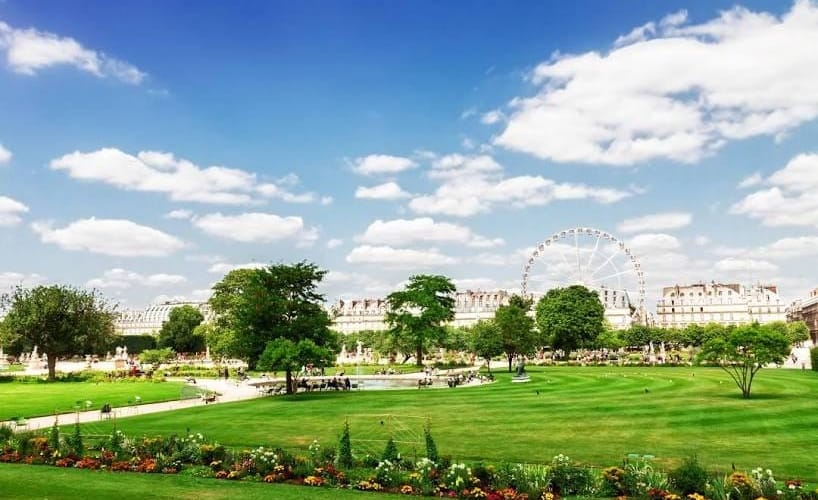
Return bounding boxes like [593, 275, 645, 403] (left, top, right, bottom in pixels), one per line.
[285, 370, 294, 395]
[486, 357, 492, 374]
[416, 344, 423, 367]
[47, 354, 57, 381]
[508, 354, 514, 373]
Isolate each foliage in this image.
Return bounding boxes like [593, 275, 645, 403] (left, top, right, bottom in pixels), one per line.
[812, 347, 818, 372]
[0, 285, 116, 380]
[337, 420, 353, 469]
[385, 275, 456, 366]
[698, 322, 792, 398]
[595, 325, 625, 350]
[550, 454, 596, 496]
[424, 423, 439, 464]
[257, 338, 334, 391]
[494, 295, 537, 372]
[469, 320, 503, 373]
[442, 326, 471, 353]
[381, 437, 399, 463]
[65, 422, 83, 456]
[785, 321, 810, 344]
[139, 348, 175, 366]
[208, 262, 336, 391]
[108, 335, 156, 354]
[668, 455, 709, 495]
[157, 306, 205, 353]
[535, 285, 604, 353]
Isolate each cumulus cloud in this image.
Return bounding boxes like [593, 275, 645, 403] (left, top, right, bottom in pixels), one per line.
[495, 2, 818, 165]
[345, 245, 458, 268]
[31, 218, 184, 257]
[207, 262, 267, 274]
[355, 182, 411, 200]
[731, 153, 818, 227]
[193, 212, 318, 245]
[351, 154, 416, 175]
[165, 209, 193, 220]
[0, 20, 145, 84]
[627, 233, 681, 253]
[713, 257, 778, 273]
[326, 238, 343, 249]
[0, 144, 11, 164]
[618, 212, 692, 233]
[0, 271, 46, 291]
[357, 218, 504, 248]
[86, 268, 186, 289]
[480, 110, 505, 125]
[409, 154, 632, 217]
[737, 172, 763, 188]
[0, 196, 29, 226]
[50, 148, 321, 205]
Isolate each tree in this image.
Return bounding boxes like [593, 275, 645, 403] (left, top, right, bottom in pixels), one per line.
[785, 321, 810, 345]
[385, 275, 456, 366]
[595, 325, 625, 351]
[208, 262, 337, 393]
[0, 285, 115, 380]
[470, 320, 503, 373]
[494, 295, 537, 372]
[535, 285, 604, 354]
[697, 322, 791, 399]
[157, 305, 205, 353]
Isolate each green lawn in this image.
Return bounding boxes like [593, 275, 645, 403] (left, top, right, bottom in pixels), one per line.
[0, 380, 189, 420]
[74, 366, 818, 480]
[0, 463, 395, 500]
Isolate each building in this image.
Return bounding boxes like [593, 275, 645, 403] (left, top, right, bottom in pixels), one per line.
[115, 301, 212, 336]
[330, 288, 638, 334]
[655, 282, 786, 329]
[787, 288, 818, 343]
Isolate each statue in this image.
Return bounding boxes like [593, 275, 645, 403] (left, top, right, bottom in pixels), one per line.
[512, 356, 531, 383]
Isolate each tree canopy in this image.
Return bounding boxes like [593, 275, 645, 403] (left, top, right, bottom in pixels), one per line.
[469, 319, 503, 373]
[494, 295, 537, 372]
[535, 285, 604, 353]
[157, 305, 205, 353]
[385, 275, 456, 366]
[697, 322, 792, 398]
[0, 285, 116, 380]
[207, 262, 337, 392]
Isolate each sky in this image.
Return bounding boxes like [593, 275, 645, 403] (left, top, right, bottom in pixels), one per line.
[1, 0, 818, 311]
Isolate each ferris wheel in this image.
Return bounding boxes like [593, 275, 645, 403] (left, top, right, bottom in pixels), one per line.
[521, 227, 646, 316]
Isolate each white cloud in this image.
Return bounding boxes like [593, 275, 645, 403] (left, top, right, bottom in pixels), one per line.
[694, 235, 711, 246]
[0, 144, 11, 164]
[614, 21, 656, 47]
[757, 235, 818, 259]
[323, 270, 394, 296]
[86, 268, 186, 289]
[327, 238, 344, 249]
[193, 212, 318, 245]
[165, 209, 193, 220]
[714, 257, 778, 273]
[185, 254, 223, 264]
[628, 233, 681, 253]
[0, 272, 46, 291]
[0, 20, 145, 84]
[357, 218, 504, 248]
[355, 182, 411, 200]
[480, 110, 505, 125]
[618, 212, 692, 233]
[31, 218, 184, 257]
[410, 154, 632, 217]
[460, 108, 477, 120]
[351, 154, 416, 175]
[320, 196, 334, 205]
[345, 245, 458, 268]
[737, 172, 762, 188]
[495, 2, 818, 165]
[207, 262, 267, 274]
[0, 195, 29, 226]
[731, 154, 818, 227]
[50, 148, 320, 205]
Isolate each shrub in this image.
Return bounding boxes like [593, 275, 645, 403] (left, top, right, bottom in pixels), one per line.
[65, 423, 83, 457]
[550, 454, 595, 496]
[424, 423, 439, 464]
[0, 425, 12, 445]
[381, 437, 399, 463]
[811, 347, 818, 372]
[48, 421, 60, 453]
[337, 421, 353, 469]
[668, 456, 709, 495]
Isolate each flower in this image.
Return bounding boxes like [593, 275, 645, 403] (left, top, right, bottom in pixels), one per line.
[400, 485, 414, 494]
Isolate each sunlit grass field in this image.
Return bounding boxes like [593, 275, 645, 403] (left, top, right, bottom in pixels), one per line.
[74, 366, 818, 480]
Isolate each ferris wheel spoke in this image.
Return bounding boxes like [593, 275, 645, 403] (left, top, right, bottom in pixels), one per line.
[590, 250, 618, 277]
[587, 267, 635, 285]
[585, 234, 602, 273]
[574, 232, 582, 279]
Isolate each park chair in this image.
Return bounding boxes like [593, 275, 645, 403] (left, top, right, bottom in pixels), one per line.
[100, 403, 112, 420]
[14, 417, 28, 430]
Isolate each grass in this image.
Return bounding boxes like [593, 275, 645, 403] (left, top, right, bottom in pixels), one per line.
[0, 380, 189, 420]
[70, 366, 818, 480]
[0, 463, 393, 500]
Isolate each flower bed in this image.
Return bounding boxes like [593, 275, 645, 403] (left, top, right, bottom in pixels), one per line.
[0, 421, 816, 500]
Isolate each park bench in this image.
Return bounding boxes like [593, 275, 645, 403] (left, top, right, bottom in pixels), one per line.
[13, 417, 27, 430]
[100, 403, 113, 420]
[201, 393, 217, 404]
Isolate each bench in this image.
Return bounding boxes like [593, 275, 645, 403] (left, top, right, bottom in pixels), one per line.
[13, 417, 27, 430]
[201, 394, 217, 404]
[100, 403, 113, 420]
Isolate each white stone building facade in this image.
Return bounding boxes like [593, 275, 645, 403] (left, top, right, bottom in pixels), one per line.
[115, 301, 212, 336]
[655, 282, 786, 329]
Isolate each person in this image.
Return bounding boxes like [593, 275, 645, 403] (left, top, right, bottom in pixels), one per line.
[345, 377, 351, 390]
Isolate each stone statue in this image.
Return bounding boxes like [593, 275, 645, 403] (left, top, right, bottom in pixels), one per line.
[515, 358, 526, 377]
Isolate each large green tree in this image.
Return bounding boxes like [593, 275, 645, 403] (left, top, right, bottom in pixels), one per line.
[0, 285, 116, 380]
[535, 285, 604, 354]
[469, 319, 503, 374]
[385, 275, 456, 366]
[494, 295, 537, 372]
[697, 322, 791, 399]
[207, 262, 336, 393]
[157, 305, 205, 353]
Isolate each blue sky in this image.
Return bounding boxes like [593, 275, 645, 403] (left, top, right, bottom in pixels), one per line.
[1, 0, 818, 310]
